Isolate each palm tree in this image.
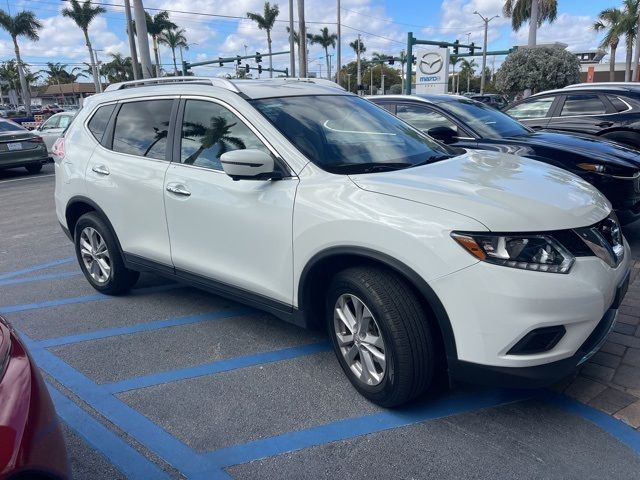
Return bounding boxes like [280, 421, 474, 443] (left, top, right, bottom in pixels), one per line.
[247, 2, 280, 78]
[594, 8, 625, 81]
[450, 56, 461, 93]
[182, 116, 246, 165]
[502, 0, 557, 47]
[103, 53, 134, 82]
[349, 38, 365, 88]
[349, 38, 366, 56]
[620, 0, 640, 82]
[460, 58, 476, 93]
[0, 10, 41, 115]
[159, 28, 188, 76]
[62, 1, 105, 93]
[309, 27, 338, 80]
[145, 11, 176, 77]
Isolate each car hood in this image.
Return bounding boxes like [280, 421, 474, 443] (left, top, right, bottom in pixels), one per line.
[349, 150, 611, 232]
[511, 131, 640, 168]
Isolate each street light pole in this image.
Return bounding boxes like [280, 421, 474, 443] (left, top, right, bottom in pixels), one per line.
[288, 0, 295, 77]
[336, 0, 341, 84]
[474, 11, 499, 94]
[298, 0, 307, 77]
[356, 33, 362, 93]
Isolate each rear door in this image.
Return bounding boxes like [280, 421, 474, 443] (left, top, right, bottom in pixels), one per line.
[545, 92, 615, 135]
[504, 95, 557, 129]
[85, 97, 176, 267]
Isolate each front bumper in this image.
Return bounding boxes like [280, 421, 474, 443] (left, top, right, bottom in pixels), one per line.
[0, 317, 70, 480]
[430, 240, 631, 380]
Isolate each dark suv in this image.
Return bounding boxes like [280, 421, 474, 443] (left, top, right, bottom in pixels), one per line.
[504, 85, 640, 150]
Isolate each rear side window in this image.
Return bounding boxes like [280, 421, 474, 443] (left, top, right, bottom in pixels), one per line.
[112, 100, 173, 160]
[608, 95, 630, 112]
[560, 94, 606, 116]
[506, 96, 555, 120]
[88, 104, 116, 143]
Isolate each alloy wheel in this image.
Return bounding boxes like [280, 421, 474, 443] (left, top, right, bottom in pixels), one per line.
[79, 226, 111, 284]
[333, 293, 386, 386]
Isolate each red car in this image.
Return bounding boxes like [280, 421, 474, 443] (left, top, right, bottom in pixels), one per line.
[0, 316, 70, 480]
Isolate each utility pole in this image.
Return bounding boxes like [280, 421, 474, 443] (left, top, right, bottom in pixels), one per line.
[381, 73, 385, 95]
[370, 66, 373, 95]
[288, 0, 295, 77]
[347, 73, 351, 91]
[356, 33, 362, 93]
[123, 0, 139, 79]
[327, 53, 333, 80]
[336, 0, 341, 84]
[298, 0, 307, 77]
[132, 0, 153, 78]
[474, 11, 498, 94]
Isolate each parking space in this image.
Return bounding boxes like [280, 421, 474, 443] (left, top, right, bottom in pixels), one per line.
[2, 169, 640, 479]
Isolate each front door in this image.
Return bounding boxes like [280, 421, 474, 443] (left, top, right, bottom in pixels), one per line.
[164, 98, 298, 306]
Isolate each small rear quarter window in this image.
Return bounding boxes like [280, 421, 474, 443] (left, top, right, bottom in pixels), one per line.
[607, 95, 630, 112]
[87, 104, 116, 144]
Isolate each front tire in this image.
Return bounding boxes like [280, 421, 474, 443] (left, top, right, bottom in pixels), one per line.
[74, 212, 139, 295]
[326, 266, 436, 407]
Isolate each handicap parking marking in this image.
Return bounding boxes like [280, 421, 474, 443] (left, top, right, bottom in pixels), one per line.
[0, 256, 75, 281]
[38, 308, 255, 348]
[0, 283, 184, 314]
[103, 341, 332, 394]
[47, 383, 172, 480]
[0, 270, 81, 287]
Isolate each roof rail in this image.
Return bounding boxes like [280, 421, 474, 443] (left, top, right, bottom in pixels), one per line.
[563, 82, 639, 90]
[253, 77, 346, 91]
[104, 76, 240, 93]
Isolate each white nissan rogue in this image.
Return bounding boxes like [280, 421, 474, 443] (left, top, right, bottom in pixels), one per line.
[54, 77, 631, 406]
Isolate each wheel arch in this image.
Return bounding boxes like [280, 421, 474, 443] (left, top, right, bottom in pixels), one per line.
[297, 246, 457, 362]
[65, 196, 124, 256]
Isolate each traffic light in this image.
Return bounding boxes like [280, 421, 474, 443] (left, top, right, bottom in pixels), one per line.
[255, 52, 262, 63]
[258, 64, 263, 74]
[236, 55, 242, 65]
[218, 57, 223, 67]
[387, 56, 394, 65]
[453, 40, 459, 55]
[245, 64, 250, 73]
[412, 55, 416, 65]
[469, 42, 476, 55]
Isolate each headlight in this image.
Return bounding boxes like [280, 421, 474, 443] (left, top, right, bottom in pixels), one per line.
[577, 163, 640, 179]
[451, 232, 575, 273]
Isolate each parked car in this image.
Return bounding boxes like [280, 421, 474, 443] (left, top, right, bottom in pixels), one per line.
[0, 315, 71, 479]
[0, 118, 48, 173]
[36, 112, 76, 155]
[54, 77, 630, 407]
[469, 93, 509, 109]
[503, 85, 640, 149]
[370, 94, 640, 224]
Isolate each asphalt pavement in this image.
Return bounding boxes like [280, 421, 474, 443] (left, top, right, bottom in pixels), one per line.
[1, 164, 640, 480]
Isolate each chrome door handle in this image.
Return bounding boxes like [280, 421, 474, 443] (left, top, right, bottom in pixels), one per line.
[166, 183, 191, 197]
[92, 164, 110, 175]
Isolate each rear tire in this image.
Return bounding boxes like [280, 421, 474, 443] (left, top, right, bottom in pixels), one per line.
[326, 266, 436, 407]
[25, 163, 42, 174]
[74, 212, 139, 295]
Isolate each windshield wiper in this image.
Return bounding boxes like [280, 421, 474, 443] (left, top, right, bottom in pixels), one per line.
[412, 154, 455, 167]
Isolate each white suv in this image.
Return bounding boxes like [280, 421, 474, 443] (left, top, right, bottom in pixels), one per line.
[54, 77, 631, 406]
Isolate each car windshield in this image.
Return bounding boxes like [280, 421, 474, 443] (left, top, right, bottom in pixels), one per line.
[441, 98, 530, 139]
[251, 95, 454, 174]
[0, 119, 25, 132]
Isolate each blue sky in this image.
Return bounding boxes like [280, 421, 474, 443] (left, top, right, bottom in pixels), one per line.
[0, 0, 625, 78]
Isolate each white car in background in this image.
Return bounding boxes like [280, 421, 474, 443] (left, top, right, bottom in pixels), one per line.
[36, 112, 75, 155]
[54, 77, 631, 406]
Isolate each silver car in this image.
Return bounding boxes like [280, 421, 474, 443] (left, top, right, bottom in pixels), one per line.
[36, 112, 76, 154]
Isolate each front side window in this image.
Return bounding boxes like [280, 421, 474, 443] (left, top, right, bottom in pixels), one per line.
[506, 96, 555, 120]
[41, 116, 59, 130]
[441, 99, 530, 139]
[252, 95, 453, 174]
[179, 100, 270, 171]
[560, 94, 606, 116]
[112, 100, 173, 160]
[87, 104, 116, 143]
[396, 104, 458, 134]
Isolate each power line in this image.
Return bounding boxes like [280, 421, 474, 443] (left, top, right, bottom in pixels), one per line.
[341, 6, 485, 32]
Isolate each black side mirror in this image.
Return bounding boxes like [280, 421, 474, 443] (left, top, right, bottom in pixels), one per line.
[427, 126, 457, 144]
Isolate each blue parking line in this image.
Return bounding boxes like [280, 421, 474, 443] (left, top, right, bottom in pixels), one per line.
[104, 341, 332, 394]
[205, 388, 531, 468]
[0, 283, 183, 314]
[0, 256, 75, 280]
[544, 392, 640, 455]
[37, 308, 255, 348]
[47, 382, 171, 480]
[21, 332, 219, 480]
[0, 270, 81, 287]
